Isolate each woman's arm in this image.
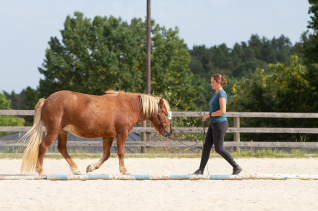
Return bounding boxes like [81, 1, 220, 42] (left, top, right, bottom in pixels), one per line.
[202, 97, 226, 121]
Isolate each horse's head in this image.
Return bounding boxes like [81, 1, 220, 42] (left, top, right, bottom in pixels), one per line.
[152, 98, 173, 137]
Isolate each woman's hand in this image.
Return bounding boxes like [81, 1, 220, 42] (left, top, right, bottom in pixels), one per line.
[202, 114, 210, 122]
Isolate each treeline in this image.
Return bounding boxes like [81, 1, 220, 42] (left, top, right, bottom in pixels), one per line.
[189, 34, 298, 80]
[5, 34, 299, 111]
[3, 90, 28, 110]
[189, 34, 301, 111]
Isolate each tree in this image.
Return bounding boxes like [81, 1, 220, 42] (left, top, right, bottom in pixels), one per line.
[37, 12, 203, 110]
[3, 90, 29, 110]
[188, 34, 296, 82]
[0, 93, 25, 136]
[302, 0, 318, 65]
[188, 34, 297, 111]
[302, 1, 318, 114]
[0, 93, 10, 110]
[230, 56, 316, 141]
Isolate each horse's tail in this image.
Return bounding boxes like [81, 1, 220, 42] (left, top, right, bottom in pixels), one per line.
[20, 98, 46, 173]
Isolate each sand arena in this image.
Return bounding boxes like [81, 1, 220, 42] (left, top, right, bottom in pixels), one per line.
[0, 157, 317, 211]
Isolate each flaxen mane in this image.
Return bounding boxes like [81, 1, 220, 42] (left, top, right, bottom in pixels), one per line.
[106, 90, 170, 117]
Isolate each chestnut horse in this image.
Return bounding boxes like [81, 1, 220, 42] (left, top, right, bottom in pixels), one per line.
[20, 90, 172, 176]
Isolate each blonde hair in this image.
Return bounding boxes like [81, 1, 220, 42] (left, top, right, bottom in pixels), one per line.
[106, 90, 170, 117]
[212, 74, 227, 86]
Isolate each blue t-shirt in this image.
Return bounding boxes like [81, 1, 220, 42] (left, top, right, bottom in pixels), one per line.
[209, 90, 227, 123]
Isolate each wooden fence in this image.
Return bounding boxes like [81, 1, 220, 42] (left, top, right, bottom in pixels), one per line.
[1, 110, 318, 151]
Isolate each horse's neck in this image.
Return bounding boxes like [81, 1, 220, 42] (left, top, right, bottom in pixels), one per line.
[137, 113, 155, 123]
[136, 108, 155, 123]
[126, 95, 155, 123]
[124, 94, 154, 123]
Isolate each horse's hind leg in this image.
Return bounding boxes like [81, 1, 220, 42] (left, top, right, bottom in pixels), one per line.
[57, 130, 81, 175]
[35, 131, 59, 176]
[86, 137, 113, 173]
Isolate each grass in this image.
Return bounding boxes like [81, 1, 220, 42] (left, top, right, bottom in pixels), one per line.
[230, 148, 315, 158]
[0, 147, 317, 159]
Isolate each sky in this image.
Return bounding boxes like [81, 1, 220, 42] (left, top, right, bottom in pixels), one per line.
[0, 0, 312, 94]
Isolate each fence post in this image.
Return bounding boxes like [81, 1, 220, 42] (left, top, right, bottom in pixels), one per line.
[141, 121, 147, 153]
[234, 117, 240, 153]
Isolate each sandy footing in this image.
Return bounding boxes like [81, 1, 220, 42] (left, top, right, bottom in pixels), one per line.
[0, 157, 317, 211]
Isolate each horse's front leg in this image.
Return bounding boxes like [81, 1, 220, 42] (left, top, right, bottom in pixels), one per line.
[86, 137, 113, 173]
[116, 133, 130, 175]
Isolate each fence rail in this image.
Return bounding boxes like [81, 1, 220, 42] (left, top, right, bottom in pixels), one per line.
[173, 111, 318, 118]
[2, 110, 318, 118]
[1, 126, 318, 134]
[1, 110, 318, 151]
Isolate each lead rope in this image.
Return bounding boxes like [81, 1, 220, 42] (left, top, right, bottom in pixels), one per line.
[177, 109, 209, 175]
[174, 110, 206, 147]
[159, 109, 209, 175]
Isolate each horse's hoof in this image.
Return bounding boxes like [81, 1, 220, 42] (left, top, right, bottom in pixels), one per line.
[74, 171, 81, 175]
[86, 165, 93, 173]
[70, 167, 81, 175]
[37, 171, 46, 176]
[122, 171, 131, 175]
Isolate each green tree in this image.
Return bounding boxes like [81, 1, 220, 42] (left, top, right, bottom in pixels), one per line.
[302, 0, 318, 65]
[230, 56, 316, 141]
[302, 1, 318, 114]
[37, 12, 203, 110]
[188, 34, 297, 111]
[0, 93, 10, 110]
[3, 90, 29, 110]
[0, 93, 25, 136]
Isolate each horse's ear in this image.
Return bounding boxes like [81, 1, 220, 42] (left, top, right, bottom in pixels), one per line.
[159, 98, 165, 108]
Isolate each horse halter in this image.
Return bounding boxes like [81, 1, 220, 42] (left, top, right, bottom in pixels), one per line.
[154, 107, 171, 132]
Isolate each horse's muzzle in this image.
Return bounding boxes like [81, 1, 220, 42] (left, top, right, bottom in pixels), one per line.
[163, 130, 172, 137]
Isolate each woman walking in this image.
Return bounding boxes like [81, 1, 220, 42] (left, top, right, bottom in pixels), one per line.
[192, 74, 242, 175]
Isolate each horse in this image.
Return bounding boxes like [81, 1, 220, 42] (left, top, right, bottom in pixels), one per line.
[20, 90, 173, 176]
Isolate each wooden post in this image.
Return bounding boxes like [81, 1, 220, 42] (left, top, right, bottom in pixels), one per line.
[146, 0, 151, 142]
[234, 117, 240, 153]
[146, 121, 151, 142]
[146, 0, 151, 96]
[141, 121, 147, 153]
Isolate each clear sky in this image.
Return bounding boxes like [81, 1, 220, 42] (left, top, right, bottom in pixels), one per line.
[0, 0, 311, 94]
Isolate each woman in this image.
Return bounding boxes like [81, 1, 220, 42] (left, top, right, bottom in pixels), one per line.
[192, 74, 242, 175]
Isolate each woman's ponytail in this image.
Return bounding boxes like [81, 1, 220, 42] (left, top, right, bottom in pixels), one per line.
[221, 75, 227, 86]
[212, 74, 227, 86]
